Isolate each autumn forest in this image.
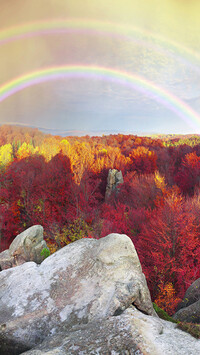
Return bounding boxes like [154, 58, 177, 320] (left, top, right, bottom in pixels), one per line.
[0, 124, 200, 315]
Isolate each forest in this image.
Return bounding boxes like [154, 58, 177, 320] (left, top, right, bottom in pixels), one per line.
[0, 124, 200, 315]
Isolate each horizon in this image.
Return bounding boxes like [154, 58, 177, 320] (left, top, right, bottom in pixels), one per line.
[0, 122, 199, 138]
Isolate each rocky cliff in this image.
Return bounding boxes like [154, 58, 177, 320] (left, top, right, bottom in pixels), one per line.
[0, 227, 199, 354]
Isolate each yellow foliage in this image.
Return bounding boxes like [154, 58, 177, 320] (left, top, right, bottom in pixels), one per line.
[59, 139, 71, 155]
[0, 143, 13, 165]
[154, 171, 166, 191]
[16, 142, 38, 159]
[68, 142, 94, 183]
[98, 148, 108, 155]
[38, 137, 60, 161]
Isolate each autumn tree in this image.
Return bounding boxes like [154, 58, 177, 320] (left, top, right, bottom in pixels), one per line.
[117, 172, 163, 210]
[41, 153, 75, 231]
[100, 202, 131, 238]
[128, 146, 157, 174]
[0, 153, 75, 249]
[154, 282, 181, 315]
[175, 151, 200, 196]
[38, 136, 60, 161]
[72, 169, 103, 220]
[16, 142, 38, 160]
[137, 189, 200, 303]
[69, 141, 94, 183]
[0, 144, 13, 166]
[0, 155, 47, 246]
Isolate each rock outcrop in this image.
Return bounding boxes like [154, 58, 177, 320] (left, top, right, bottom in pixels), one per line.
[105, 168, 123, 199]
[0, 233, 155, 354]
[0, 225, 47, 270]
[173, 278, 200, 323]
[1, 229, 200, 355]
[22, 307, 200, 355]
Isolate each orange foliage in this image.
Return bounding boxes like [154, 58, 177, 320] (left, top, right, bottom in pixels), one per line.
[154, 282, 181, 315]
[184, 151, 200, 168]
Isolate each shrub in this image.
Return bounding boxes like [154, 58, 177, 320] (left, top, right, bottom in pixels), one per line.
[40, 247, 50, 259]
[153, 303, 177, 323]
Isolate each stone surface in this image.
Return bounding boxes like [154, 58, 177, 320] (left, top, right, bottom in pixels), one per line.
[105, 168, 124, 199]
[0, 225, 47, 270]
[22, 307, 200, 355]
[173, 299, 200, 324]
[0, 233, 155, 353]
[0, 249, 12, 270]
[176, 278, 200, 310]
[173, 278, 200, 323]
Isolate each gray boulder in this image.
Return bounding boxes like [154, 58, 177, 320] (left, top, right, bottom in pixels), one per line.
[22, 307, 200, 355]
[0, 225, 47, 270]
[105, 168, 124, 199]
[0, 233, 155, 353]
[173, 278, 200, 323]
[173, 300, 200, 324]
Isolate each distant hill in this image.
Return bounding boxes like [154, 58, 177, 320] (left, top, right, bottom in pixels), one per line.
[0, 123, 199, 144]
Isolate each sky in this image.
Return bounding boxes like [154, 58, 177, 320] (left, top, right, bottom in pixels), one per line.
[0, 0, 200, 135]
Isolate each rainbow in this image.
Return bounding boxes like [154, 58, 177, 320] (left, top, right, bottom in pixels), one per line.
[0, 65, 199, 132]
[0, 19, 200, 73]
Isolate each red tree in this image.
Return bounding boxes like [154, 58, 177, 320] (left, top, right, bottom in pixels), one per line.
[175, 151, 200, 196]
[137, 190, 200, 303]
[0, 153, 75, 249]
[128, 146, 157, 174]
[0, 155, 46, 247]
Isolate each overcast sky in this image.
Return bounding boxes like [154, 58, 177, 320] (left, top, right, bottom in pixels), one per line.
[0, 0, 200, 135]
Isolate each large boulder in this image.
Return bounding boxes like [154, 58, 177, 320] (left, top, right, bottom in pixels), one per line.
[0, 233, 155, 354]
[0, 225, 47, 270]
[105, 168, 123, 199]
[22, 307, 200, 355]
[173, 278, 200, 323]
